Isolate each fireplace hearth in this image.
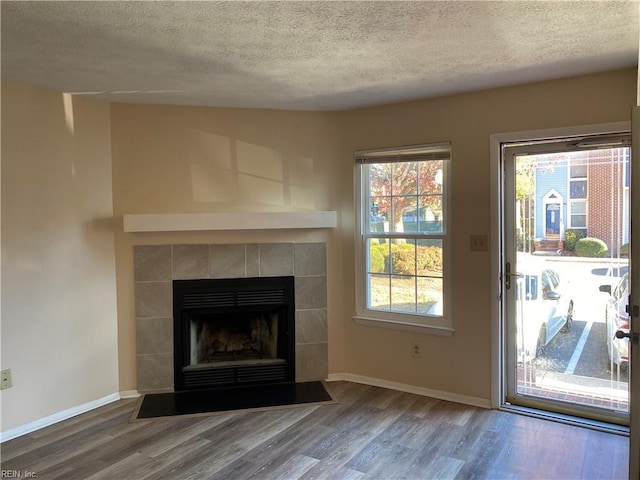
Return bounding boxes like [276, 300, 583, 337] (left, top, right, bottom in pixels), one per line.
[173, 276, 295, 391]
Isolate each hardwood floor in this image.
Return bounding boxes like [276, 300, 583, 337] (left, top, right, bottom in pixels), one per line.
[1, 381, 629, 479]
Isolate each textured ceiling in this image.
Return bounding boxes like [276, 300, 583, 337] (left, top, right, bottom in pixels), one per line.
[1, 1, 638, 111]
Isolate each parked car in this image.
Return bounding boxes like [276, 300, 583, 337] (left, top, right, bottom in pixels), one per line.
[599, 273, 629, 369]
[516, 267, 574, 362]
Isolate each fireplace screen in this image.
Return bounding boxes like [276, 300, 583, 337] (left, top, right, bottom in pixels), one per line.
[173, 276, 295, 390]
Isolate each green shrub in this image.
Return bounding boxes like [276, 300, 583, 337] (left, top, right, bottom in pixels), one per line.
[620, 243, 629, 256]
[391, 243, 416, 275]
[517, 234, 535, 253]
[369, 241, 444, 276]
[416, 245, 443, 276]
[575, 237, 608, 258]
[389, 243, 443, 276]
[369, 242, 388, 273]
[564, 229, 585, 252]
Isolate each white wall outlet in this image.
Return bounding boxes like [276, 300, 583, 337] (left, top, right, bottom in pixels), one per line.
[411, 344, 421, 358]
[1, 369, 13, 390]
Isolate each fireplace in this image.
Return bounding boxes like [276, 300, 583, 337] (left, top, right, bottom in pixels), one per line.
[135, 242, 328, 392]
[173, 276, 295, 390]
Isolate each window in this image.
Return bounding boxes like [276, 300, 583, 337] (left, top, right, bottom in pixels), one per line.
[354, 143, 452, 334]
[568, 158, 588, 235]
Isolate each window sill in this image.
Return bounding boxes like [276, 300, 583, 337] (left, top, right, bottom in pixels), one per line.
[353, 316, 455, 336]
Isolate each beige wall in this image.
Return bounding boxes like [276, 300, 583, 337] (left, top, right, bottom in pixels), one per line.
[339, 68, 637, 400]
[111, 70, 636, 398]
[1, 83, 119, 432]
[1, 68, 636, 432]
[110, 104, 346, 391]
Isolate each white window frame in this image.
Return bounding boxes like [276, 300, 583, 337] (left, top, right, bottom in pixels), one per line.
[568, 198, 588, 231]
[568, 157, 588, 233]
[353, 142, 454, 336]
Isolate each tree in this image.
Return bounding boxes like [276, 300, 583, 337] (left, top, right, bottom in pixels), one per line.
[369, 161, 443, 232]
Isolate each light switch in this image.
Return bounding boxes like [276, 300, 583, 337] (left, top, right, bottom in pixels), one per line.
[470, 234, 488, 252]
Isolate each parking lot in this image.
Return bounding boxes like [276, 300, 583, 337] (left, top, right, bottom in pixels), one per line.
[537, 318, 628, 382]
[518, 256, 629, 409]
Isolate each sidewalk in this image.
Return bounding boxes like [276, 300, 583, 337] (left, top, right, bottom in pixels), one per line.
[522, 252, 629, 265]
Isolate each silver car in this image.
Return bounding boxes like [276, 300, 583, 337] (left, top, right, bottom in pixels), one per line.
[599, 273, 629, 369]
[516, 268, 574, 362]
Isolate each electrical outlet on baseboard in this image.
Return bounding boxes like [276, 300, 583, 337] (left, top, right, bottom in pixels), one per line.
[411, 344, 421, 359]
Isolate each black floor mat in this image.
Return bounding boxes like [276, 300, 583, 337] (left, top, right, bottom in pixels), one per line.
[133, 381, 335, 420]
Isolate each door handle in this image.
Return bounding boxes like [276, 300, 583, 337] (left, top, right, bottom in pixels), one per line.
[615, 330, 639, 343]
[505, 262, 523, 290]
[622, 297, 639, 344]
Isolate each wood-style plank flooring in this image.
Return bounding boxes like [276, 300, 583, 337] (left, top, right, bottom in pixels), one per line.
[0, 381, 630, 479]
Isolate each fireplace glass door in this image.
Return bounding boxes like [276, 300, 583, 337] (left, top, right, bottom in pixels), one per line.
[173, 276, 295, 390]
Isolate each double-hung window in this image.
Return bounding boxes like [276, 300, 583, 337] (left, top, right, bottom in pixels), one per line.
[354, 143, 453, 335]
[568, 158, 588, 236]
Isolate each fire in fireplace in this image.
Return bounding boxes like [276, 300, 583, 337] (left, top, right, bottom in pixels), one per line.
[173, 276, 295, 390]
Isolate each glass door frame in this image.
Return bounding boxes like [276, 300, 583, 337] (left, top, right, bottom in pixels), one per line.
[628, 107, 639, 479]
[489, 122, 632, 430]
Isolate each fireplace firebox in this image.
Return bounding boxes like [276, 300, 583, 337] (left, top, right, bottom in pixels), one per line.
[173, 276, 295, 391]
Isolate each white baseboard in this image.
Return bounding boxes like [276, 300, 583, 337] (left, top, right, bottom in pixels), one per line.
[326, 373, 491, 409]
[120, 390, 141, 399]
[2, 376, 490, 443]
[0, 391, 134, 443]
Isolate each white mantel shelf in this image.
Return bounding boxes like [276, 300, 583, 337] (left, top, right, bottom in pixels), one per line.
[123, 211, 338, 233]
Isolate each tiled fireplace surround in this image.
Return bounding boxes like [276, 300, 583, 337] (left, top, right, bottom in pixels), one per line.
[134, 242, 328, 392]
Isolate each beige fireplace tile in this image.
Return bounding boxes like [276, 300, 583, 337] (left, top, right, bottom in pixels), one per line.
[137, 353, 173, 391]
[259, 243, 294, 277]
[246, 244, 260, 277]
[294, 243, 326, 276]
[296, 343, 328, 382]
[295, 309, 327, 344]
[136, 317, 173, 355]
[135, 282, 173, 318]
[134, 245, 171, 281]
[173, 244, 210, 279]
[295, 276, 327, 309]
[134, 241, 330, 392]
[210, 244, 246, 278]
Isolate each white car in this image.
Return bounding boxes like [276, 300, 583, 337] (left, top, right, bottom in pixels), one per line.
[599, 273, 629, 369]
[516, 268, 574, 362]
